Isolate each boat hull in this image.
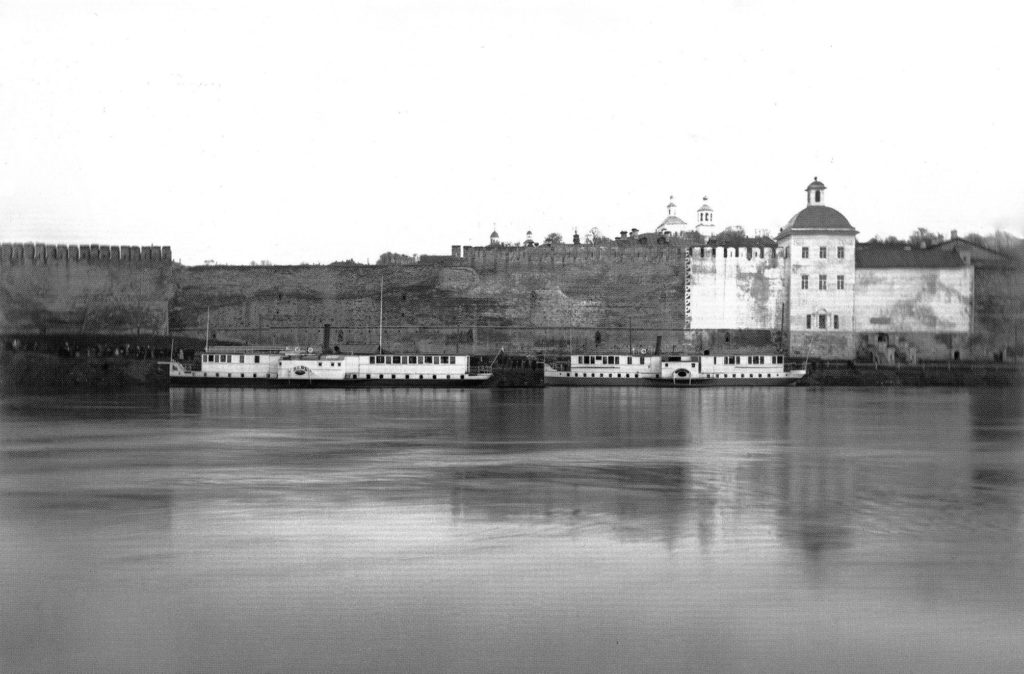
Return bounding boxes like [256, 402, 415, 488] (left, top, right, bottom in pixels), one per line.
[169, 375, 493, 388]
[544, 375, 803, 387]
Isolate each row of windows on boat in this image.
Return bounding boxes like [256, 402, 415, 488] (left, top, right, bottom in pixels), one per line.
[202, 354, 461, 365]
[575, 355, 783, 365]
[566, 372, 783, 378]
[194, 372, 473, 379]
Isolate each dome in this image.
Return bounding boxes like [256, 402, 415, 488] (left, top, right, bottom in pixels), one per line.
[779, 206, 855, 237]
[659, 215, 686, 229]
[806, 178, 826, 191]
[490, 229, 499, 238]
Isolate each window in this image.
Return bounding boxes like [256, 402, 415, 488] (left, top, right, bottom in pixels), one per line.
[819, 274, 827, 290]
[801, 275, 809, 289]
[837, 246, 844, 259]
[818, 314, 827, 329]
[801, 247, 809, 258]
[819, 246, 827, 258]
[837, 275, 845, 290]
[806, 314, 812, 329]
[834, 315, 840, 329]
[815, 190, 821, 203]
[254, 356, 260, 363]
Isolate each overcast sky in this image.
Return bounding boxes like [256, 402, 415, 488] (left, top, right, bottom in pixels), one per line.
[2, 0, 1022, 264]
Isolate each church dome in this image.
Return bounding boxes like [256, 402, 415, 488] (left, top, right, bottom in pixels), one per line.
[780, 206, 855, 235]
[806, 178, 826, 192]
[659, 215, 686, 229]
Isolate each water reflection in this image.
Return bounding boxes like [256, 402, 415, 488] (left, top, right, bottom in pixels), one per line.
[2, 387, 1024, 673]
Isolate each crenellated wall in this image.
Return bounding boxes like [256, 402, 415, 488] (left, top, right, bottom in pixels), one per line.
[685, 246, 784, 330]
[1, 238, 1019, 360]
[0, 243, 174, 334]
[0, 243, 173, 264]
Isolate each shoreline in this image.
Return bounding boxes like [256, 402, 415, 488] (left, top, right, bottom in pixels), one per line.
[2, 351, 1022, 393]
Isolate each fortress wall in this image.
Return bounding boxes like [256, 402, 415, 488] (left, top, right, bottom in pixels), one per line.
[0, 243, 174, 335]
[172, 252, 691, 350]
[686, 247, 784, 330]
[853, 267, 972, 333]
[973, 266, 1024, 354]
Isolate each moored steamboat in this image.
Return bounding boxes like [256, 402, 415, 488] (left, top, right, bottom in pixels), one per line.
[168, 346, 493, 387]
[544, 353, 806, 386]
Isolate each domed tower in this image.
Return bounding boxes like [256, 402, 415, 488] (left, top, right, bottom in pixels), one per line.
[489, 228, 500, 246]
[777, 178, 857, 359]
[524, 230, 535, 247]
[657, 195, 686, 234]
[695, 196, 715, 236]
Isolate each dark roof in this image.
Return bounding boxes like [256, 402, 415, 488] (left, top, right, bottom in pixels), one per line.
[856, 245, 965, 269]
[927, 238, 1014, 265]
[706, 235, 777, 248]
[806, 179, 826, 191]
[659, 215, 686, 229]
[778, 206, 856, 237]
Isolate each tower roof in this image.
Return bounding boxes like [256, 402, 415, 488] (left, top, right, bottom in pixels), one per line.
[778, 206, 855, 237]
[806, 177, 826, 192]
[697, 196, 713, 212]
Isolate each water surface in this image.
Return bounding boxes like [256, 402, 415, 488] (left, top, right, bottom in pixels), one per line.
[2, 387, 1022, 672]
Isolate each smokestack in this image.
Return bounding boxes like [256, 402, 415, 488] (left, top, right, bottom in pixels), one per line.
[322, 323, 331, 353]
[654, 335, 662, 355]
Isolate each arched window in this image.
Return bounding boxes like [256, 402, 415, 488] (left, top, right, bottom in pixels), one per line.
[815, 190, 821, 203]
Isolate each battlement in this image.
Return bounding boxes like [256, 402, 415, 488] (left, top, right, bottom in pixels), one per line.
[0, 242, 173, 266]
[460, 243, 688, 269]
[688, 246, 778, 260]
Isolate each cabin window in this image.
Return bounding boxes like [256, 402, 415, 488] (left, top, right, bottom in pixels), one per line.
[837, 275, 845, 290]
[818, 314, 827, 329]
[801, 275, 809, 290]
[639, 357, 645, 364]
[806, 314, 812, 329]
[834, 315, 840, 329]
[255, 356, 260, 363]
[801, 247, 809, 258]
[837, 246, 845, 259]
[819, 275, 827, 290]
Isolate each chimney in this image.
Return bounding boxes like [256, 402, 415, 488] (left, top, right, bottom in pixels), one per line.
[322, 324, 331, 353]
[950, 230, 958, 241]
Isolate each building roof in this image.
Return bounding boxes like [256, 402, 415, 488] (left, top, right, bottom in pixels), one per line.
[705, 235, 777, 248]
[778, 206, 856, 237]
[855, 245, 966, 269]
[806, 178, 826, 191]
[659, 215, 687, 229]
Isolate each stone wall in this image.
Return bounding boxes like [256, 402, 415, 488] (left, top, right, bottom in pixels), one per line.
[686, 247, 784, 330]
[853, 267, 972, 333]
[0, 243, 174, 335]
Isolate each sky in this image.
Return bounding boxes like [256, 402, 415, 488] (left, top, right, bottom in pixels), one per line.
[1, 0, 1023, 265]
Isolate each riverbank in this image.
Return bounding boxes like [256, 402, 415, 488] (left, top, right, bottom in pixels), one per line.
[0, 351, 165, 393]
[800, 361, 1024, 386]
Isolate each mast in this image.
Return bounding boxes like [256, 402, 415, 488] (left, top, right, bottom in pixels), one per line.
[378, 276, 384, 354]
[205, 307, 210, 350]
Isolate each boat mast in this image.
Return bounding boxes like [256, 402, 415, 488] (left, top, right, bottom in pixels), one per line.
[205, 307, 210, 350]
[378, 276, 384, 354]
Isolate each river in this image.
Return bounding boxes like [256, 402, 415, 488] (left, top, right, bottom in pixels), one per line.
[2, 387, 1022, 672]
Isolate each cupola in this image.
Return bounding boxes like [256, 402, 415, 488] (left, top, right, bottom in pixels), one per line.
[806, 177, 826, 206]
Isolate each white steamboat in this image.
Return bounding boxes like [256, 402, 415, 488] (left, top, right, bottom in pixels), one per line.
[543, 353, 806, 386]
[168, 346, 493, 387]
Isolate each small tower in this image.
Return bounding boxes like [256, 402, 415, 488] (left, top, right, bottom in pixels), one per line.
[806, 177, 826, 206]
[489, 227, 500, 246]
[696, 196, 715, 233]
[524, 230, 535, 247]
[658, 195, 686, 233]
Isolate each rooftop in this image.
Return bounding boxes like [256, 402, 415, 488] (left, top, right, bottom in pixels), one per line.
[856, 245, 965, 269]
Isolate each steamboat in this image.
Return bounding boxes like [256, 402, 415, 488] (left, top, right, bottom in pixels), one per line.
[168, 346, 494, 387]
[544, 353, 806, 386]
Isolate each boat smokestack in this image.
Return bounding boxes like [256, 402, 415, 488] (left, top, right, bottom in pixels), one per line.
[322, 323, 331, 354]
[654, 335, 662, 355]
